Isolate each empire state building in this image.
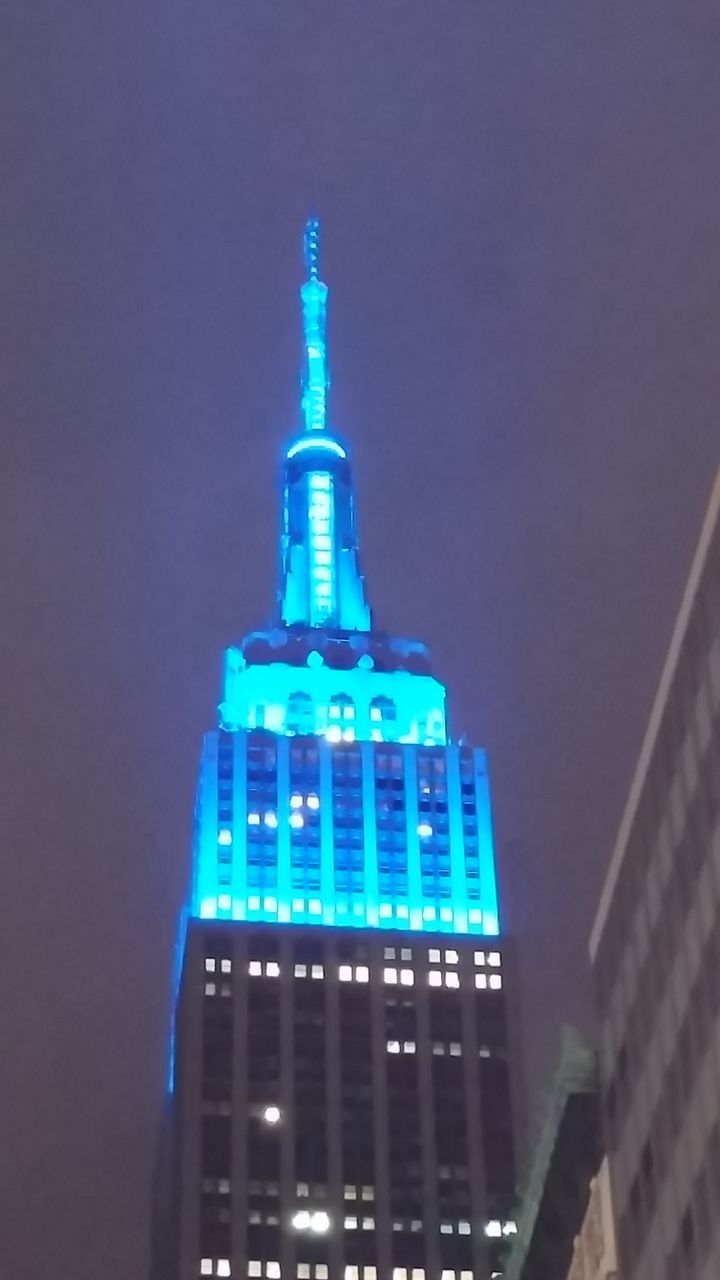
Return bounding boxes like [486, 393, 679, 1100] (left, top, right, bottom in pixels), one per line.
[155, 222, 518, 1280]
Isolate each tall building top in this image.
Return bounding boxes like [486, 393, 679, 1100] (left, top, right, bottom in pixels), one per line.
[279, 219, 372, 633]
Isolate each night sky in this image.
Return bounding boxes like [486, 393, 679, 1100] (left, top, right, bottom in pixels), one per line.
[2, 3, 720, 1277]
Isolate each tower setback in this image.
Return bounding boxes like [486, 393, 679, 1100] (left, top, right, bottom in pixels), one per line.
[156, 223, 518, 1280]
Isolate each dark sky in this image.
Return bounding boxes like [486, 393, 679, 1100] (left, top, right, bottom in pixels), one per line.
[2, 2, 720, 1277]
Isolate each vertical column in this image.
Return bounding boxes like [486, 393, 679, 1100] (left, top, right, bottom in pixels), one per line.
[446, 745, 469, 934]
[231, 933, 249, 1279]
[177, 926, 204, 1280]
[325, 936, 344, 1279]
[461, 945, 490, 1280]
[403, 747, 424, 931]
[370, 941, 392, 1280]
[415, 949, 441, 1280]
[231, 733, 247, 920]
[361, 741, 380, 928]
[280, 934, 295, 1280]
[474, 752, 500, 936]
[195, 733, 219, 917]
[320, 740, 336, 925]
[276, 736, 292, 922]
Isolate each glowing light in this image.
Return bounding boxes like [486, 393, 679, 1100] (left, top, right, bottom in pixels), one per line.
[307, 793, 320, 810]
[217, 828, 232, 846]
[289, 812, 304, 830]
[287, 436, 346, 461]
[263, 1105, 281, 1125]
[417, 822, 433, 838]
[247, 812, 261, 826]
[290, 793, 303, 809]
[264, 812, 278, 830]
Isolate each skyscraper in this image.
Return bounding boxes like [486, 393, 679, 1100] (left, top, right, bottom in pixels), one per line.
[590, 467, 720, 1280]
[157, 222, 518, 1280]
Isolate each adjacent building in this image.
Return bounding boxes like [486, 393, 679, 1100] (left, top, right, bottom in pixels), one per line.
[590, 467, 720, 1280]
[503, 1029, 609, 1280]
[156, 222, 519, 1280]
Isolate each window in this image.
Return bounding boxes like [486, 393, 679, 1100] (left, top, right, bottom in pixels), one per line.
[288, 692, 314, 735]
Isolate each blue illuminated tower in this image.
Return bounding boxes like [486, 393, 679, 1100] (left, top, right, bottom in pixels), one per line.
[158, 222, 517, 1280]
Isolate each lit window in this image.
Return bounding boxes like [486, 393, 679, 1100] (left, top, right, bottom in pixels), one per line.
[292, 1210, 311, 1230]
[384, 946, 396, 960]
[310, 1211, 330, 1234]
[217, 829, 232, 846]
[422, 906, 436, 921]
[248, 961, 262, 976]
[361, 1186, 374, 1200]
[344, 1185, 356, 1200]
[218, 894, 231, 911]
[400, 948, 412, 961]
[429, 949, 441, 963]
[218, 1179, 230, 1194]
[461, 1273, 473, 1280]
[474, 951, 486, 967]
[393, 1220, 402, 1231]
[379, 903, 392, 918]
[393, 1270, 407, 1279]
[308, 899, 322, 915]
[294, 964, 307, 978]
[400, 969, 414, 986]
[445, 972, 460, 989]
[433, 1043, 445, 1055]
[412, 1271, 424, 1280]
[441, 1272, 455, 1280]
[383, 967, 398, 984]
[298, 1268, 311, 1280]
[411, 1220, 422, 1232]
[263, 1105, 281, 1125]
[440, 1222, 453, 1234]
[403, 1041, 416, 1054]
[290, 793, 303, 809]
[267, 1265, 280, 1279]
[292, 898, 305, 914]
[217, 1263, 231, 1278]
[201, 1262, 213, 1276]
[204, 958, 216, 973]
[387, 1040, 400, 1054]
[311, 964, 324, 979]
[326, 726, 342, 743]
[266, 961, 280, 977]
[342, 728, 356, 742]
[204, 982, 216, 996]
[362, 1217, 374, 1230]
[220, 959, 231, 974]
[458, 1220, 471, 1234]
[290, 813, 304, 830]
[468, 908, 482, 924]
[248, 1267, 262, 1279]
[444, 949, 458, 964]
[248, 895, 261, 911]
[417, 822, 433, 839]
[488, 951, 501, 967]
[316, 1269, 328, 1280]
[264, 897, 277, 915]
[503, 1221, 518, 1236]
[355, 965, 369, 982]
[429, 971, 442, 987]
[345, 1270, 358, 1280]
[363, 1270, 376, 1280]
[297, 1183, 309, 1197]
[339, 965, 352, 982]
[307, 793, 320, 810]
[489, 974, 503, 990]
[344, 1215, 358, 1229]
[264, 812, 278, 829]
[484, 1220, 502, 1238]
[475, 974, 487, 990]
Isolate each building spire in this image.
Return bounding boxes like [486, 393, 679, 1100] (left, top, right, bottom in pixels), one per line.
[300, 218, 329, 433]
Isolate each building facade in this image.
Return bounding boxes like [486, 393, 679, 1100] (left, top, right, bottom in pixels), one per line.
[504, 1028, 605, 1280]
[590, 467, 720, 1280]
[158, 222, 518, 1280]
[566, 1159, 617, 1280]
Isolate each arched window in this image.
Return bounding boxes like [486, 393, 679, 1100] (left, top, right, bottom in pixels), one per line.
[287, 691, 314, 736]
[370, 696, 397, 739]
[328, 693, 355, 724]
